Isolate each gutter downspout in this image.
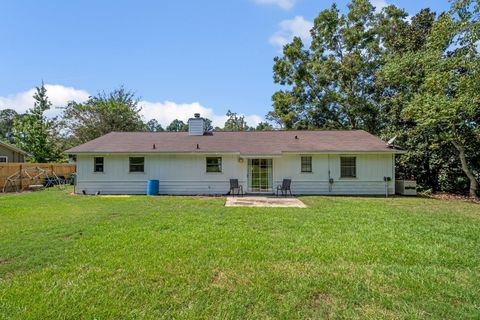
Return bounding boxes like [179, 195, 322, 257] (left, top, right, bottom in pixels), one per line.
[392, 153, 395, 196]
[328, 154, 332, 193]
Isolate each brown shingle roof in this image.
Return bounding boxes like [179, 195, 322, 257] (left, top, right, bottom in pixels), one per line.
[65, 130, 400, 155]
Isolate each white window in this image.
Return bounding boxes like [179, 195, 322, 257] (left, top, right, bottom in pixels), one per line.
[94, 157, 104, 172]
[340, 157, 356, 178]
[301, 156, 312, 173]
[129, 157, 145, 172]
[0, 156, 7, 163]
[206, 157, 222, 172]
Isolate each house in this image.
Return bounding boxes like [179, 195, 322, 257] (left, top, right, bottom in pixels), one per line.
[0, 140, 30, 163]
[65, 114, 403, 195]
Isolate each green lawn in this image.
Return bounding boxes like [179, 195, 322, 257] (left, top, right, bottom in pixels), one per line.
[1, 189, 479, 319]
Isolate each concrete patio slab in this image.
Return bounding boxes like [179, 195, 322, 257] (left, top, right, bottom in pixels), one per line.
[225, 196, 307, 208]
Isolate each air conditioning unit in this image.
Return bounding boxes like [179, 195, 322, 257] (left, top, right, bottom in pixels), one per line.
[395, 180, 417, 196]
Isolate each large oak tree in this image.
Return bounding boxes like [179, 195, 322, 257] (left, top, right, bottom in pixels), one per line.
[268, 0, 385, 132]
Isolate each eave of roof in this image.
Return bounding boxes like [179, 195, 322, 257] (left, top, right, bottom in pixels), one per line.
[0, 140, 31, 156]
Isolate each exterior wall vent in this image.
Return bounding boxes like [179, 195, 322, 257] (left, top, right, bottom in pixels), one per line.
[188, 113, 205, 136]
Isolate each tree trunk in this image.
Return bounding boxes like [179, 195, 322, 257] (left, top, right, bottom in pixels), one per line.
[452, 140, 479, 198]
[423, 135, 439, 192]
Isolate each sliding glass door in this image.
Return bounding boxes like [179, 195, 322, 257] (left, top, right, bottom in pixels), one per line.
[248, 159, 273, 193]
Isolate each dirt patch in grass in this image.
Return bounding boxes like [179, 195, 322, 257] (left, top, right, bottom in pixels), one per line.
[308, 292, 335, 319]
[211, 269, 228, 288]
[360, 303, 400, 319]
[105, 212, 122, 220]
[63, 230, 83, 240]
[311, 292, 333, 307]
[0, 258, 12, 266]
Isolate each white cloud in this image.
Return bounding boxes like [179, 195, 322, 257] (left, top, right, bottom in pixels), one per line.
[269, 16, 313, 48]
[371, 0, 389, 12]
[0, 84, 90, 118]
[253, 0, 295, 10]
[0, 85, 263, 128]
[140, 100, 263, 128]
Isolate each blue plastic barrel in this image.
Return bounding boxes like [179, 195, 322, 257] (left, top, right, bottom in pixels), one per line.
[147, 180, 159, 196]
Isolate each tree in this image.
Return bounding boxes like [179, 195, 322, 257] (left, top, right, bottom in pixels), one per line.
[0, 109, 21, 142]
[160, 117, 212, 132]
[166, 119, 188, 132]
[204, 118, 214, 132]
[376, 8, 443, 191]
[255, 122, 274, 131]
[384, 9, 479, 197]
[12, 83, 63, 162]
[146, 119, 164, 132]
[223, 110, 249, 131]
[268, 0, 385, 132]
[61, 87, 145, 145]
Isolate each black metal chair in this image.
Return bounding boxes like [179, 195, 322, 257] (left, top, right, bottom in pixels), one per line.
[229, 179, 244, 197]
[276, 179, 292, 197]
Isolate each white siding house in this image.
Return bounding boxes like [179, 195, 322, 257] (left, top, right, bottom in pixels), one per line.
[66, 115, 402, 196]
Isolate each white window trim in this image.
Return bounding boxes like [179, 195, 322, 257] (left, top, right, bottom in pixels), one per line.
[129, 157, 145, 173]
[300, 156, 313, 173]
[93, 156, 104, 173]
[340, 156, 357, 179]
[0, 156, 8, 163]
[206, 157, 222, 173]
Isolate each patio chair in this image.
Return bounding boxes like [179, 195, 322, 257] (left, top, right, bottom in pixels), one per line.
[229, 179, 244, 197]
[276, 179, 292, 197]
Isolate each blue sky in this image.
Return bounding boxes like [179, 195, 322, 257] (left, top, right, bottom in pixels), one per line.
[0, 0, 451, 127]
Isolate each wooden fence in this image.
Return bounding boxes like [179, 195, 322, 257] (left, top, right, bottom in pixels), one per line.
[0, 163, 76, 192]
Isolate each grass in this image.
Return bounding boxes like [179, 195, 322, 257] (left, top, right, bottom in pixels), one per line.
[0, 188, 479, 319]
